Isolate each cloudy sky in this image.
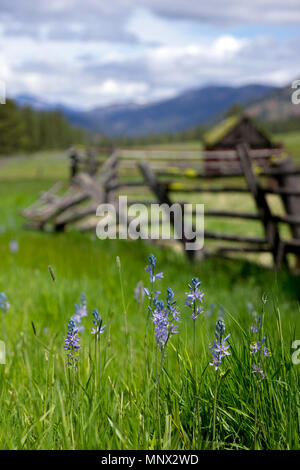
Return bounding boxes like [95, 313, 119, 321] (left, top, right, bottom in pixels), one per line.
[0, 1, 299, 109]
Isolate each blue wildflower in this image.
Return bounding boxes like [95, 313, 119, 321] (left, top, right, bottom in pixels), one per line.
[209, 318, 230, 371]
[166, 288, 180, 321]
[249, 305, 271, 380]
[250, 341, 261, 354]
[64, 318, 81, 368]
[250, 315, 262, 334]
[91, 309, 106, 339]
[152, 301, 168, 348]
[72, 293, 88, 332]
[263, 345, 272, 357]
[151, 289, 180, 350]
[185, 277, 204, 320]
[248, 301, 262, 334]
[216, 318, 226, 338]
[252, 363, 266, 381]
[144, 287, 160, 299]
[0, 293, 10, 313]
[145, 254, 164, 283]
[9, 240, 19, 253]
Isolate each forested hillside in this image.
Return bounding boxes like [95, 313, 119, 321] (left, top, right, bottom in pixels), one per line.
[0, 99, 87, 155]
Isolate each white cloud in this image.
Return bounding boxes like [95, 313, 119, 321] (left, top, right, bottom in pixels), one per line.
[0, 54, 12, 82]
[211, 35, 248, 58]
[86, 79, 149, 100]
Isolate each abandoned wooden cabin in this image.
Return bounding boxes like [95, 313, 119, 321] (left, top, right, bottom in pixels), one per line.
[202, 114, 283, 175]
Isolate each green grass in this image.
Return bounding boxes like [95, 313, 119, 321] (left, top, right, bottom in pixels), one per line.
[274, 131, 300, 161]
[0, 151, 299, 450]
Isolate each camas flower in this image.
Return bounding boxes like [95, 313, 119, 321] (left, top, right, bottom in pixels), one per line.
[216, 318, 226, 337]
[64, 318, 81, 368]
[166, 288, 180, 321]
[249, 307, 271, 379]
[252, 363, 266, 380]
[91, 309, 106, 339]
[145, 254, 164, 283]
[72, 293, 88, 332]
[0, 293, 10, 313]
[263, 345, 272, 357]
[185, 277, 204, 320]
[9, 240, 19, 253]
[209, 318, 230, 371]
[250, 340, 262, 354]
[152, 302, 169, 347]
[250, 315, 262, 334]
[144, 287, 161, 299]
[151, 289, 180, 350]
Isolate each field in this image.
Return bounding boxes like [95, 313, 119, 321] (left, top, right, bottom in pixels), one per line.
[275, 132, 300, 161]
[0, 143, 299, 450]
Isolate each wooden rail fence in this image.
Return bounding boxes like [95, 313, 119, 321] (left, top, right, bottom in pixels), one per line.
[21, 143, 300, 269]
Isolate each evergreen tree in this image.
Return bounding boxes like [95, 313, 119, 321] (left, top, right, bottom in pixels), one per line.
[0, 99, 27, 154]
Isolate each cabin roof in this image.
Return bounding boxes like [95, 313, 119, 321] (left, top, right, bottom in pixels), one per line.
[203, 114, 273, 149]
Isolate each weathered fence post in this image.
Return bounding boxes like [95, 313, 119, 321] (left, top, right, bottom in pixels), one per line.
[87, 148, 97, 176]
[102, 151, 120, 204]
[138, 161, 196, 261]
[236, 142, 285, 268]
[53, 154, 120, 231]
[271, 156, 300, 267]
[69, 147, 79, 179]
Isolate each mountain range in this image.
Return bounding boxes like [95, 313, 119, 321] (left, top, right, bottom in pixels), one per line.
[13, 82, 298, 137]
[247, 85, 300, 121]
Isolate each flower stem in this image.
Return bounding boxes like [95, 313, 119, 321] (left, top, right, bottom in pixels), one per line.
[212, 369, 219, 449]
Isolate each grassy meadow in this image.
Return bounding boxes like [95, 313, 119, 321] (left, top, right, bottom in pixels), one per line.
[0, 144, 299, 450]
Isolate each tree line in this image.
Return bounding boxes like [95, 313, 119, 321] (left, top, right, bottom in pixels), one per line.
[0, 99, 87, 155]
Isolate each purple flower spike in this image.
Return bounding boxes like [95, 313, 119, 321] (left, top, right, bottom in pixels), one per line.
[64, 318, 81, 368]
[91, 309, 106, 340]
[72, 293, 88, 332]
[263, 346, 272, 357]
[185, 277, 204, 321]
[150, 287, 180, 350]
[145, 254, 164, 283]
[248, 306, 271, 380]
[209, 319, 230, 371]
[252, 363, 266, 380]
[250, 341, 261, 354]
